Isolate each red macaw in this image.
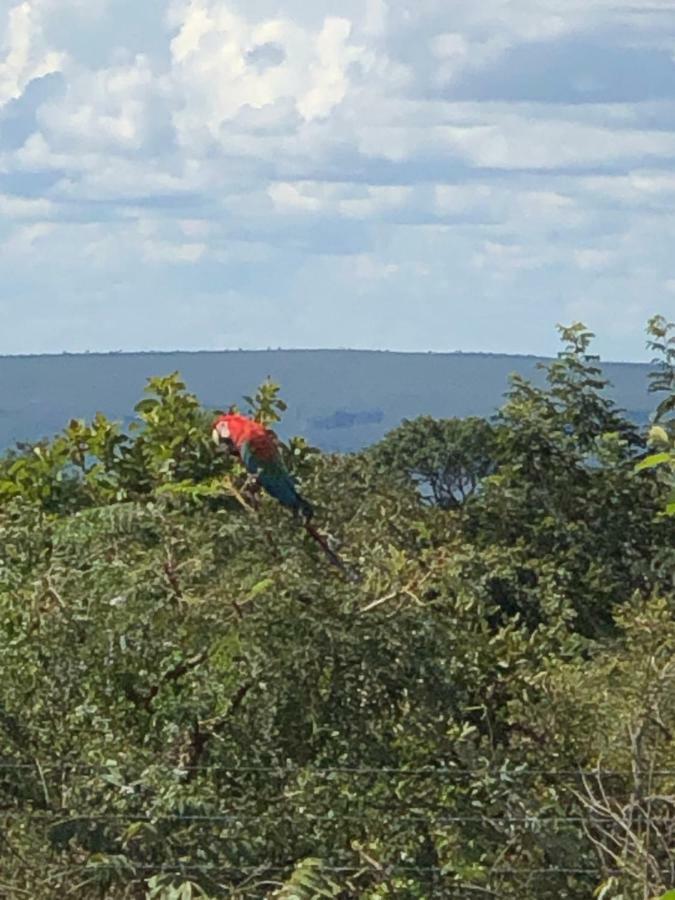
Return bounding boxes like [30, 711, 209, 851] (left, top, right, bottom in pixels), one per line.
[212, 413, 313, 520]
[212, 412, 361, 582]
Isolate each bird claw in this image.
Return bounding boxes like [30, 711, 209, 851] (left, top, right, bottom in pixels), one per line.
[242, 475, 262, 508]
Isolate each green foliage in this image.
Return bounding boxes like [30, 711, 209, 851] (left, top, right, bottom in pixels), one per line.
[243, 378, 289, 427]
[522, 594, 675, 899]
[635, 317, 675, 516]
[370, 415, 497, 508]
[463, 321, 669, 634]
[647, 315, 675, 427]
[0, 372, 229, 510]
[127, 372, 222, 490]
[1, 321, 674, 899]
[635, 431, 675, 517]
[146, 875, 211, 899]
[272, 858, 341, 898]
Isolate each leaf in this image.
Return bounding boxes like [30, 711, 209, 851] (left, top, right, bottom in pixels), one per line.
[272, 858, 340, 899]
[248, 577, 274, 598]
[121, 821, 147, 845]
[634, 452, 672, 472]
[648, 425, 670, 446]
[593, 877, 620, 900]
[134, 398, 159, 414]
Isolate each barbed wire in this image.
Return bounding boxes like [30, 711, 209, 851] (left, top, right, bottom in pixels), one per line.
[4, 810, 675, 833]
[2, 811, 674, 825]
[2, 763, 675, 776]
[36, 863, 623, 876]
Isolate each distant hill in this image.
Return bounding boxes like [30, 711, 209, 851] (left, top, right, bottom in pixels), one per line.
[0, 350, 654, 453]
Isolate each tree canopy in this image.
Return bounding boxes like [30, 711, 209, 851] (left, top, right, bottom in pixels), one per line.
[0, 321, 674, 899]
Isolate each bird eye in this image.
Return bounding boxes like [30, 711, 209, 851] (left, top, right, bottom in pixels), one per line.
[212, 422, 231, 446]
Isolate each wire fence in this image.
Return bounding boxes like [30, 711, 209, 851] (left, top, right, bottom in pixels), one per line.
[32, 864, 624, 876]
[3, 765, 674, 826]
[2, 811, 675, 825]
[3, 763, 675, 776]
[3, 763, 673, 889]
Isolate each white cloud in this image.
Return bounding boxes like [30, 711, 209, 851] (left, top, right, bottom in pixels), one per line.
[0, 1, 65, 106]
[363, 0, 387, 36]
[167, 1, 383, 153]
[2, 221, 53, 256]
[440, 119, 675, 170]
[581, 170, 675, 206]
[142, 238, 206, 264]
[36, 53, 164, 152]
[434, 184, 493, 215]
[574, 248, 616, 271]
[179, 218, 210, 238]
[471, 239, 551, 273]
[269, 181, 322, 212]
[352, 253, 399, 281]
[339, 185, 412, 219]
[297, 17, 356, 120]
[0, 192, 53, 217]
[1, 0, 675, 359]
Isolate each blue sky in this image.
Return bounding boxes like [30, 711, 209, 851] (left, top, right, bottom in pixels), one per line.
[1, 0, 675, 359]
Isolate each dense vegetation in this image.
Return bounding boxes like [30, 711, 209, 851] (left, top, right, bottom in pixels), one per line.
[0, 321, 674, 900]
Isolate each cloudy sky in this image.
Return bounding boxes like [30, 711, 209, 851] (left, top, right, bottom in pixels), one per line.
[1, 0, 675, 359]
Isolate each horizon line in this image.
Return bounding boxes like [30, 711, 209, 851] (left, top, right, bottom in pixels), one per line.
[0, 347, 652, 366]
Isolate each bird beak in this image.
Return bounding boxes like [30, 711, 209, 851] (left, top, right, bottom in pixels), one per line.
[213, 423, 234, 454]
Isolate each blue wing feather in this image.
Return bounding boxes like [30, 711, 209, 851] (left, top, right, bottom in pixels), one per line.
[241, 441, 313, 518]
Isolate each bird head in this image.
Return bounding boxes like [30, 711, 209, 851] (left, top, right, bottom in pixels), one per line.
[212, 414, 235, 452]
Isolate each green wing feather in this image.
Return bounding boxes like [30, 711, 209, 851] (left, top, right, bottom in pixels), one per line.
[241, 442, 313, 517]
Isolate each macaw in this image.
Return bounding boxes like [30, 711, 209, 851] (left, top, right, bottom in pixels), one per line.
[212, 413, 314, 520]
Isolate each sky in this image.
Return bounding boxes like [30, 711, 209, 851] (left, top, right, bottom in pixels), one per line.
[1, 0, 675, 359]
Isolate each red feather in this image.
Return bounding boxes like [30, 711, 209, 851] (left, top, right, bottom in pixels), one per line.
[213, 414, 278, 461]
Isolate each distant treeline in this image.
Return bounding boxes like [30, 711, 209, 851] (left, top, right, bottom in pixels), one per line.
[0, 346, 654, 454]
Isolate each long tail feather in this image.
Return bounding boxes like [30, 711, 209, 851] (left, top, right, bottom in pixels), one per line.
[225, 467, 358, 582]
[303, 521, 362, 583]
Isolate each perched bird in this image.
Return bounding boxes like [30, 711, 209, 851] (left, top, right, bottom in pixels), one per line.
[212, 413, 314, 520]
[212, 412, 360, 581]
